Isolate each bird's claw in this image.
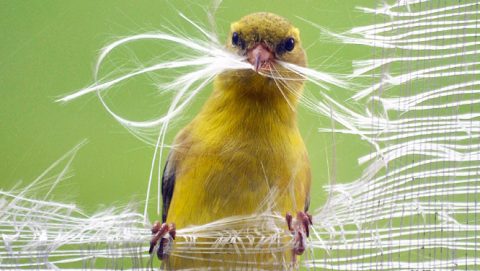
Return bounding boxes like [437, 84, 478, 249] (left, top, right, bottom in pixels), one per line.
[149, 221, 176, 260]
[286, 211, 313, 256]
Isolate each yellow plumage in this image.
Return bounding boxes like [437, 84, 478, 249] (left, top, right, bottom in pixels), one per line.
[158, 12, 311, 269]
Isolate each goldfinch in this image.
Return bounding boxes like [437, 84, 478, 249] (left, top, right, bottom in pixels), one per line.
[149, 12, 311, 269]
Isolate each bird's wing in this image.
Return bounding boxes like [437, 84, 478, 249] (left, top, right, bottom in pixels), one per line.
[161, 152, 176, 223]
[304, 194, 310, 212]
[302, 152, 312, 212]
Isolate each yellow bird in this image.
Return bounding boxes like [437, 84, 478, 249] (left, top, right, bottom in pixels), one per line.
[149, 12, 312, 269]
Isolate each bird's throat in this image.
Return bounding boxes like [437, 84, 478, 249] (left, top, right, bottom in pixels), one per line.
[203, 74, 302, 128]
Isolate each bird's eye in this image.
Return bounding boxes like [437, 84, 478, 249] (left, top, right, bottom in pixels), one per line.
[232, 32, 240, 46]
[284, 37, 295, 52]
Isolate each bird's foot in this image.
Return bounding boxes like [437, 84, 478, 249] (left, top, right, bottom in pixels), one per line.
[149, 221, 176, 260]
[286, 211, 313, 256]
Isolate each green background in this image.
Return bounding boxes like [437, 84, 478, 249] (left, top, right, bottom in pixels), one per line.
[1, 0, 371, 221]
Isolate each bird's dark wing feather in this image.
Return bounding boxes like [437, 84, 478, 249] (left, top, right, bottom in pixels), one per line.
[304, 194, 310, 212]
[161, 153, 176, 223]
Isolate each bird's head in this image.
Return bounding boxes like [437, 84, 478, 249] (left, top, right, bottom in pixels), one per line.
[228, 12, 306, 73]
[218, 12, 307, 101]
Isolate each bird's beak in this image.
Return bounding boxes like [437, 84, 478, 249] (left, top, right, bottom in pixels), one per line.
[247, 44, 274, 72]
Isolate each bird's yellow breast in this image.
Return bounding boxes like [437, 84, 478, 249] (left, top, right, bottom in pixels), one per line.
[166, 73, 310, 229]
